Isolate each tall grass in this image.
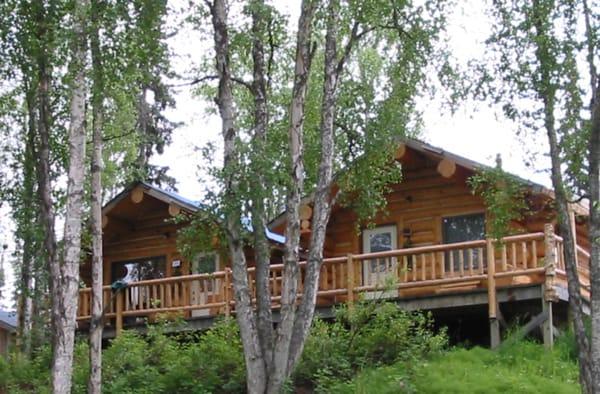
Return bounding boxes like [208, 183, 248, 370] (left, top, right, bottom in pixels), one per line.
[328, 336, 580, 394]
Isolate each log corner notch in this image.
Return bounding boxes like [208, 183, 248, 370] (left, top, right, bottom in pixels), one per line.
[131, 185, 145, 203]
[395, 142, 407, 160]
[299, 204, 312, 234]
[437, 157, 457, 178]
[168, 203, 181, 217]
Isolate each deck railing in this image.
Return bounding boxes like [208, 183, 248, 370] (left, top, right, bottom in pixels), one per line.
[77, 226, 589, 335]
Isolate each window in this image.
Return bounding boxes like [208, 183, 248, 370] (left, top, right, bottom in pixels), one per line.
[191, 253, 219, 293]
[442, 213, 486, 270]
[191, 253, 219, 275]
[111, 256, 166, 284]
[442, 213, 486, 244]
[362, 226, 398, 296]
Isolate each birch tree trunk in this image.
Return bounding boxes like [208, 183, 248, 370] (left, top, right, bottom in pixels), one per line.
[52, 0, 88, 392]
[17, 102, 37, 355]
[208, 1, 370, 391]
[209, 1, 267, 392]
[88, 0, 104, 391]
[587, 79, 600, 394]
[269, 2, 316, 391]
[287, 0, 340, 370]
[582, 1, 600, 390]
[530, 4, 593, 391]
[249, 0, 275, 375]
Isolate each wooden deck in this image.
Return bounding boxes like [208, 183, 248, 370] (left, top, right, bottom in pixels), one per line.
[77, 226, 590, 336]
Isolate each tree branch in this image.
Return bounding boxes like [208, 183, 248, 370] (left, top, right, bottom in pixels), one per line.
[168, 75, 254, 91]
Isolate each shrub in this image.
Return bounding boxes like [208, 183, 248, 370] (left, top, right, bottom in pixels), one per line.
[294, 300, 447, 391]
[0, 301, 445, 393]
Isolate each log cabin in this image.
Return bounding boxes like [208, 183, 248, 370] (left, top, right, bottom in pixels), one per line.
[77, 139, 591, 347]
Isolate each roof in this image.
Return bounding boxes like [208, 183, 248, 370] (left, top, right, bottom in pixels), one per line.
[104, 181, 286, 244]
[103, 181, 203, 214]
[0, 310, 17, 332]
[268, 137, 588, 230]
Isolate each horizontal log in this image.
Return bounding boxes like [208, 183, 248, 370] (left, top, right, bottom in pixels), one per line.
[122, 301, 226, 316]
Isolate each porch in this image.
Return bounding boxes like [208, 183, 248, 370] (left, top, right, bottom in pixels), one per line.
[77, 225, 590, 340]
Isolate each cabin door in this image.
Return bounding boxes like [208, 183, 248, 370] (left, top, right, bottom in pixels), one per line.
[190, 254, 219, 317]
[362, 225, 398, 298]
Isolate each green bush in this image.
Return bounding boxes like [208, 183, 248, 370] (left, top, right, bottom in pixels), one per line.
[0, 302, 446, 393]
[294, 300, 447, 392]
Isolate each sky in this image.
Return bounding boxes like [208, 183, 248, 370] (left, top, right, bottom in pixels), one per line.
[0, 0, 555, 309]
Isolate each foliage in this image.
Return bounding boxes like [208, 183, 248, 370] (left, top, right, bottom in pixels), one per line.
[0, 301, 448, 393]
[327, 338, 579, 393]
[468, 158, 528, 241]
[477, 0, 599, 197]
[294, 300, 447, 391]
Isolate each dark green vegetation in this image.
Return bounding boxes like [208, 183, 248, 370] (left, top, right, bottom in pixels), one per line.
[0, 301, 579, 393]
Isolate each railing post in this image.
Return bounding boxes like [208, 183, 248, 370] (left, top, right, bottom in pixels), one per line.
[487, 238, 500, 348]
[347, 254, 355, 305]
[224, 267, 231, 317]
[543, 223, 557, 348]
[115, 290, 124, 336]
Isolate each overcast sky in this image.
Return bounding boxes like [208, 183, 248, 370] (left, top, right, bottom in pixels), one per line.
[0, 0, 554, 309]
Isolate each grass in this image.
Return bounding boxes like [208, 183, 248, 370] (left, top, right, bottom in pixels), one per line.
[327, 339, 580, 393]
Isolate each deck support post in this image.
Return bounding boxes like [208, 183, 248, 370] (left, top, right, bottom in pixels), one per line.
[115, 290, 124, 336]
[490, 318, 501, 349]
[486, 238, 500, 348]
[347, 254, 355, 305]
[224, 267, 231, 317]
[542, 287, 554, 349]
[543, 224, 558, 348]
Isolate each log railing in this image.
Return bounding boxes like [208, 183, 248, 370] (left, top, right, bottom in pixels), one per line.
[77, 228, 590, 335]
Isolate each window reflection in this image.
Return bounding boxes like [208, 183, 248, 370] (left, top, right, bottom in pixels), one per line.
[112, 256, 166, 283]
[442, 214, 486, 270]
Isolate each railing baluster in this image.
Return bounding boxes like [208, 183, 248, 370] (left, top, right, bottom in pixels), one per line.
[440, 252, 446, 278]
[468, 249, 474, 276]
[402, 256, 408, 282]
[160, 284, 165, 308]
[449, 252, 455, 278]
[332, 263, 337, 290]
[138, 286, 144, 310]
[532, 240, 537, 268]
[459, 250, 464, 277]
[412, 256, 417, 282]
[478, 248, 484, 274]
[501, 244, 507, 272]
[522, 242, 527, 269]
[166, 283, 172, 307]
[420, 254, 426, 281]
[431, 252, 436, 279]
[511, 243, 517, 270]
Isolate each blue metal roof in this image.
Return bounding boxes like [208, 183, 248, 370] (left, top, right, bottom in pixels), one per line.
[0, 310, 17, 331]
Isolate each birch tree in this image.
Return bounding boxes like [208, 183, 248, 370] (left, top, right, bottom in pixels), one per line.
[482, 0, 599, 392]
[52, 0, 89, 392]
[201, 0, 451, 391]
[87, 0, 105, 391]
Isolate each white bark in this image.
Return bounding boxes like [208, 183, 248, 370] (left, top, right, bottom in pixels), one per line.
[249, 0, 275, 374]
[588, 79, 600, 394]
[270, 2, 317, 391]
[88, 2, 104, 390]
[52, 0, 88, 392]
[209, 1, 267, 392]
